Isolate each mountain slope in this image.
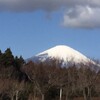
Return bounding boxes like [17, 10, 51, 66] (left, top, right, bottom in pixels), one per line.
[26, 45, 92, 65]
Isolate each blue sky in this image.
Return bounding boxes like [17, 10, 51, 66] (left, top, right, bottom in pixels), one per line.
[0, 0, 100, 59]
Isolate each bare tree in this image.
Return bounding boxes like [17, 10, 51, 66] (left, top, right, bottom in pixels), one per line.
[77, 64, 99, 100]
[63, 66, 79, 100]
[23, 61, 56, 100]
[0, 79, 25, 100]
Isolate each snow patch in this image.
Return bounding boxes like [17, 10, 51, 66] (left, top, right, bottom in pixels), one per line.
[36, 45, 89, 64]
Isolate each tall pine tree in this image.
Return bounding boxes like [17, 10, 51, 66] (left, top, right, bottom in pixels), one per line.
[0, 50, 2, 56]
[3, 48, 14, 67]
[14, 56, 25, 70]
[0, 50, 2, 66]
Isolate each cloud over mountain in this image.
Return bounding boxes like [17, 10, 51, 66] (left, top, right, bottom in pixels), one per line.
[1, 0, 100, 28]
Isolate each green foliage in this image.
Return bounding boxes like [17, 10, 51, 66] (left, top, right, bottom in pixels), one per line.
[0, 48, 14, 67]
[14, 56, 25, 70]
[0, 50, 2, 56]
[0, 48, 25, 69]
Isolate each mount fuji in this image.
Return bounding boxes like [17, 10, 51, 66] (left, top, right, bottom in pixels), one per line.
[26, 45, 98, 68]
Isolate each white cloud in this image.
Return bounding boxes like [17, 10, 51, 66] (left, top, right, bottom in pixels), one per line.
[63, 6, 100, 28]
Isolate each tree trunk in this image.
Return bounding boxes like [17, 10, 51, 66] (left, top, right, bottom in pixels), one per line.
[33, 90, 36, 100]
[15, 91, 19, 100]
[41, 94, 44, 100]
[11, 96, 14, 100]
[11, 93, 14, 100]
[33, 93, 36, 100]
[60, 88, 63, 100]
[66, 96, 69, 100]
[83, 87, 92, 100]
[83, 88, 87, 100]
[87, 87, 92, 100]
[66, 91, 69, 100]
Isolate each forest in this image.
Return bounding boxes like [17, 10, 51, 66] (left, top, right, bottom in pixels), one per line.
[0, 48, 100, 100]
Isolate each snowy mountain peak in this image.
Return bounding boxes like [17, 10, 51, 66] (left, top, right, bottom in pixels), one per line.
[36, 45, 89, 63]
[27, 45, 90, 64]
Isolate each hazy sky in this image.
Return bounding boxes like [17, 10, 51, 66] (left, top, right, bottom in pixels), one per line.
[0, 0, 100, 59]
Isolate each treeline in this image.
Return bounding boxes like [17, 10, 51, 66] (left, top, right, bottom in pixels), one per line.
[0, 48, 24, 68]
[0, 49, 100, 100]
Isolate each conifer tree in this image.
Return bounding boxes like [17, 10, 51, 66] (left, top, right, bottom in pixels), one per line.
[0, 50, 2, 66]
[3, 48, 14, 67]
[14, 56, 25, 69]
[0, 50, 2, 56]
[19, 56, 25, 65]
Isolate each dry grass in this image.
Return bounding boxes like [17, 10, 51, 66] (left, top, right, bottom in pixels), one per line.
[28, 96, 100, 100]
[74, 97, 100, 100]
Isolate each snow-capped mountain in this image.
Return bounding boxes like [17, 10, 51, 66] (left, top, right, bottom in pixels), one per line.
[26, 45, 95, 66]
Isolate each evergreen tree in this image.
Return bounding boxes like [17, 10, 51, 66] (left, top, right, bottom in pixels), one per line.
[2, 48, 14, 67]
[19, 56, 25, 64]
[14, 56, 25, 70]
[0, 50, 2, 56]
[0, 50, 3, 66]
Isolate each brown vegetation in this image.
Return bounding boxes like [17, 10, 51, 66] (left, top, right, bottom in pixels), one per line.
[0, 48, 100, 100]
